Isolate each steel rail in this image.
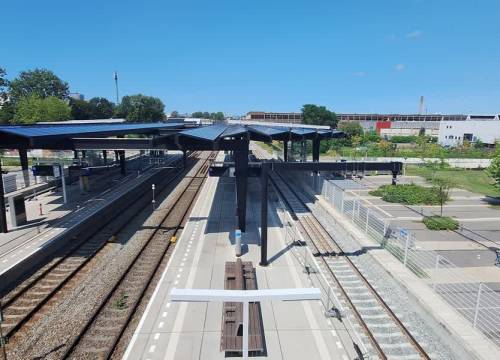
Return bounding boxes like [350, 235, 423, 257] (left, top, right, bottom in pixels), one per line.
[271, 171, 431, 360]
[0, 154, 198, 342]
[61, 151, 216, 359]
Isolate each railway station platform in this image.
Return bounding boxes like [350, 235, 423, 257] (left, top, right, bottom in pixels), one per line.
[0, 156, 179, 277]
[124, 155, 357, 359]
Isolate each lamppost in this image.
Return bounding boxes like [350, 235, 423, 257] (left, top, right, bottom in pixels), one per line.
[152, 184, 156, 210]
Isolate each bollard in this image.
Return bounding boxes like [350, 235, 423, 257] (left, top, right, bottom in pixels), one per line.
[235, 229, 242, 257]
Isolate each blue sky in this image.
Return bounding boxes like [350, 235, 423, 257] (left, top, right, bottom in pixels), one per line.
[2, 0, 499, 115]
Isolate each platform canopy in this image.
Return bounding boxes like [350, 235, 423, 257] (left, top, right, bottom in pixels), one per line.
[176, 123, 343, 150]
[0, 122, 343, 151]
[0, 122, 187, 149]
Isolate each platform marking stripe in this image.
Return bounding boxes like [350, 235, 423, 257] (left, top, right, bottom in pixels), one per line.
[162, 178, 214, 360]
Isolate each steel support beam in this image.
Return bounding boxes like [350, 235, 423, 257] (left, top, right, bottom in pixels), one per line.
[260, 163, 269, 266]
[119, 151, 126, 175]
[18, 148, 30, 187]
[283, 140, 288, 162]
[312, 138, 320, 162]
[0, 161, 7, 233]
[234, 141, 249, 232]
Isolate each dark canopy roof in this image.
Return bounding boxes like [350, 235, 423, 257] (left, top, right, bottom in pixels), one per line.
[0, 122, 343, 151]
[0, 123, 186, 149]
[177, 124, 343, 146]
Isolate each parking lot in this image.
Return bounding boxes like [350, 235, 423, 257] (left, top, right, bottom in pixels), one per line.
[351, 174, 500, 287]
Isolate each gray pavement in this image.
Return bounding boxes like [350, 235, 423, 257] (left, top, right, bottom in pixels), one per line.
[124, 155, 358, 360]
[352, 174, 500, 286]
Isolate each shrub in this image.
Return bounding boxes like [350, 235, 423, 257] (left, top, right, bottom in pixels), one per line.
[390, 135, 417, 143]
[369, 184, 444, 205]
[423, 216, 459, 230]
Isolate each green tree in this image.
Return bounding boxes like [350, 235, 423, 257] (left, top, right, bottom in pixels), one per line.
[0, 66, 13, 123]
[0, 102, 14, 123]
[114, 94, 165, 122]
[9, 68, 69, 102]
[487, 150, 500, 189]
[210, 112, 225, 121]
[69, 98, 92, 120]
[13, 95, 71, 123]
[338, 122, 363, 139]
[170, 110, 179, 118]
[301, 104, 337, 127]
[432, 178, 454, 216]
[89, 97, 114, 119]
[0, 66, 8, 100]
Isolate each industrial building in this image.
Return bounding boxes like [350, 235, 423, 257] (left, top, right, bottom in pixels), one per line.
[245, 111, 303, 124]
[438, 118, 500, 146]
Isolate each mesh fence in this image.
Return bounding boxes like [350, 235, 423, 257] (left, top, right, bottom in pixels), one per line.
[293, 171, 500, 348]
[270, 189, 369, 356]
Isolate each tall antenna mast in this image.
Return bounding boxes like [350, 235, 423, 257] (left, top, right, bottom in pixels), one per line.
[114, 71, 119, 104]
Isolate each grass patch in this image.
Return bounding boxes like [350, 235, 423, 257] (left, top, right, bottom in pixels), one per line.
[407, 166, 500, 198]
[423, 216, 459, 230]
[369, 184, 443, 205]
[114, 292, 129, 310]
[256, 141, 283, 155]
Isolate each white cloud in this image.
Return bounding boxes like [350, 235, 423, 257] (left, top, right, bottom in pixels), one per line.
[406, 30, 423, 38]
[353, 71, 367, 77]
[395, 64, 405, 71]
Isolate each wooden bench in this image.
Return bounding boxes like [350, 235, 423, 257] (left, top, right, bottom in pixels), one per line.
[221, 258, 264, 354]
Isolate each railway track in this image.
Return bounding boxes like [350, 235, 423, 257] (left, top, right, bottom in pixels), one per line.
[0, 153, 200, 344]
[61, 151, 216, 359]
[270, 171, 431, 360]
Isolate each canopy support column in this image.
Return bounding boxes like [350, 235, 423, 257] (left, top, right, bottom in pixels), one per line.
[119, 151, 126, 175]
[102, 150, 107, 165]
[0, 161, 7, 233]
[312, 138, 320, 162]
[260, 163, 268, 266]
[235, 141, 249, 232]
[19, 148, 30, 187]
[283, 140, 288, 162]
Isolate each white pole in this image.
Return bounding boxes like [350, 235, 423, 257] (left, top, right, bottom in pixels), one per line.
[473, 283, 483, 328]
[243, 301, 249, 359]
[60, 164, 67, 204]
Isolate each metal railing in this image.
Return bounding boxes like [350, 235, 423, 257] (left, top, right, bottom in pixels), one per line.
[293, 171, 500, 348]
[270, 188, 369, 357]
